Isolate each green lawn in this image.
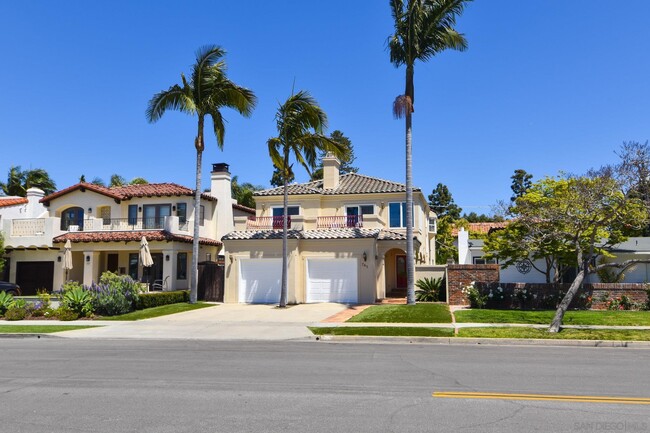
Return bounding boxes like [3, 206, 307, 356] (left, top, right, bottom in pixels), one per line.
[309, 326, 454, 337]
[101, 302, 216, 321]
[347, 304, 452, 323]
[458, 327, 650, 341]
[454, 309, 650, 326]
[0, 325, 98, 333]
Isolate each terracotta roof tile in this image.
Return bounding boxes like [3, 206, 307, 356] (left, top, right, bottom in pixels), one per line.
[0, 197, 28, 208]
[41, 182, 217, 204]
[232, 203, 256, 214]
[221, 230, 303, 241]
[52, 230, 221, 247]
[452, 221, 510, 236]
[222, 228, 412, 241]
[254, 173, 419, 197]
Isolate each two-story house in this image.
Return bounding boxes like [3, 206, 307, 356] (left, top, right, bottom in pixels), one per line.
[1, 164, 253, 295]
[222, 154, 437, 304]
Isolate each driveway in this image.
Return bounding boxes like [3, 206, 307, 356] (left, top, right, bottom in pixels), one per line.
[58, 303, 350, 341]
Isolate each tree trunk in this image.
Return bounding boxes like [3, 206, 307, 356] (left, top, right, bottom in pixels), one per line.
[279, 156, 289, 308]
[405, 65, 415, 305]
[190, 118, 205, 305]
[549, 249, 584, 332]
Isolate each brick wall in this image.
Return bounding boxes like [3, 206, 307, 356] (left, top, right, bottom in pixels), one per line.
[588, 283, 648, 310]
[447, 264, 499, 305]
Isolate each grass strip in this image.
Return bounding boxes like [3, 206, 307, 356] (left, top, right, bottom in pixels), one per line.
[309, 326, 454, 337]
[458, 327, 650, 341]
[454, 309, 650, 326]
[0, 325, 98, 334]
[346, 304, 452, 323]
[101, 302, 216, 321]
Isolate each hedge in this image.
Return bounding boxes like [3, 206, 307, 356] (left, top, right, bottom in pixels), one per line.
[136, 290, 190, 310]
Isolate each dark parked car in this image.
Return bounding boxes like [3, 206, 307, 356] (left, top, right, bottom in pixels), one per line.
[0, 281, 21, 296]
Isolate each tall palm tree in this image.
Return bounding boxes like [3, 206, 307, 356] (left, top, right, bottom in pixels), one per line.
[147, 45, 257, 303]
[389, 0, 470, 305]
[267, 91, 344, 307]
[0, 166, 57, 196]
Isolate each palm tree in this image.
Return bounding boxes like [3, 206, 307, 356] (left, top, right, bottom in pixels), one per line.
[267, 91, 344, 307]
[147, 45, 257, 303]
[0, 166, 57, 196]
[389, 0, 470, 305]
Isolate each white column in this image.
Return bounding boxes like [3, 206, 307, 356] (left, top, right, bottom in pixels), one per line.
[83, 251, 100, 286]
[163, 250, 174, 291]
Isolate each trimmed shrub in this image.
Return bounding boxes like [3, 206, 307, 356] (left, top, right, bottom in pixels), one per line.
[56, 306, 79, 321]
[136, 290, 190, 310]
[88, 272, 140, 316]
[5, 307, 27, 321]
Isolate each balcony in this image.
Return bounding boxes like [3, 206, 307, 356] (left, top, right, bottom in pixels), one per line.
[246, 216, 291, 230]
[82, 217, 168, 231]
[317, 215, 363, 229]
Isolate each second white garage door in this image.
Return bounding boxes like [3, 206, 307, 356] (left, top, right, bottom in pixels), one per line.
[239, 258, 282, 303]
[306, 258, 358, 303]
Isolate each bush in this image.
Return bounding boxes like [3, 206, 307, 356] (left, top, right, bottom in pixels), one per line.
[61, 287, 94, 317]
[462, 283, 488, 309]
[137, 290, 190, 310]
[88, 272, 141, 316]
[60, 280, 84, 294]
[55, 306, 79, 321]
[0, 291, 14, 316]
[5, 307, 27, 321]
[415, 277, 444, 302]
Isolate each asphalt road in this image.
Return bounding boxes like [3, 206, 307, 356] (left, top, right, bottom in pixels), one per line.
[1, 338, 649, 433]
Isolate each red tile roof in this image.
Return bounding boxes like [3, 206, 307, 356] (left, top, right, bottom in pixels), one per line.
[41, 182, 217, 204]
[0, 197, 28, 208]
[232, 203, 255, 214]
[52, 230, 221, 247]
[452, 222, 510, 236]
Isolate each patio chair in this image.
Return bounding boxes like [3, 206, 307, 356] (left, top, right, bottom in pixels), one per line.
[152, 276, 169, 291]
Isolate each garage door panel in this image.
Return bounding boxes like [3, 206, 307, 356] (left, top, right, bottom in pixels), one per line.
[306, 259, 357, 303]
[16, 261, 54, 296]
[239, 259, 281, 303]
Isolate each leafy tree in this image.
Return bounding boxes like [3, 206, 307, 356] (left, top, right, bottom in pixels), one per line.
[489, 174, 648, 332]
[147, 45, 256, 303]
[435, 216, 457, 264]
[270, 167, 294, 188]
[389, 0, 470, 305]
[310, 130, 358, 180]
[428, 183, 462, 219]
[109, 174, 126, 187]
[615, 140, 650, 235]
[267, 91, 344, 307]
[0, 166, 57, 196]
[129, 177, 149, 185]
[461, 212, 504, 223]
[510, 169, 532, 202]
[231, 175, 264, 208]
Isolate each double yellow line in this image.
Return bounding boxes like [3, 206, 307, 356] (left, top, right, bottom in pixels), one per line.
[433, 391, 650, 405]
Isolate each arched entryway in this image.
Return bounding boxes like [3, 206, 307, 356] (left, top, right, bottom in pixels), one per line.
[384, 247, 407, 298]
[60, 207, 84, 231]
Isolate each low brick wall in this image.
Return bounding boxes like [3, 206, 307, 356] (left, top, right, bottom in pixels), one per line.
[588, 283, 648, 310]
[447, 264, 499, 305]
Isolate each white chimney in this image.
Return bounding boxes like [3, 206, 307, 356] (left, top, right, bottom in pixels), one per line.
[25, 187, 46, 218]
[322, 152, 341, 189]
[210, 163, 234, 238]
[458, 228, 470, 265]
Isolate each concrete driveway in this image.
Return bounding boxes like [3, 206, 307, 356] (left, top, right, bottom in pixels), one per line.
[58, 303, 350, 341]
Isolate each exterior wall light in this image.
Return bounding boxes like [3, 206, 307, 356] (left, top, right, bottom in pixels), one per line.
[363, 251, 367, 262]
[87, 207, 92, 213]
[165, 255, 170, 261]
[86, 255, 91, 263]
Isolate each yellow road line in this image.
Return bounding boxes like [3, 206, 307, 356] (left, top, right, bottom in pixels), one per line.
[433, 391, 650, 405]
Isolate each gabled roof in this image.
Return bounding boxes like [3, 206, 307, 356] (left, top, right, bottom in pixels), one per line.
[254, 173, 419, 197]
[222, 228, 411, 241]
[41, 182, 218, 204]
[52, 230, 222, 247]
[0, 197, 28, 208]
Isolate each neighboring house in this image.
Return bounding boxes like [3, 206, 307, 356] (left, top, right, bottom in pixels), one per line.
[0, 163, 253, 295]
[457, 224, 650, 284]
[222, 154, 437, 304]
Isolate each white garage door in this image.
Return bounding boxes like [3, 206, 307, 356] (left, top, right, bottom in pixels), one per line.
[239, 258, 282, 303]
[306, 258, 358, 303]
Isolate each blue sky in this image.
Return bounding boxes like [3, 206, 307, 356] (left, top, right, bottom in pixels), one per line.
[1, 1, 649, 215]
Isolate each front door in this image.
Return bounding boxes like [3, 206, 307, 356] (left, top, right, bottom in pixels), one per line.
[396, 255, 407, 288]
[107, 254, 119, 273]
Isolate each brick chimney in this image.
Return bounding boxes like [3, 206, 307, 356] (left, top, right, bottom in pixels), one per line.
[211, 163, 234, 238]
[322, 153, 340, 189]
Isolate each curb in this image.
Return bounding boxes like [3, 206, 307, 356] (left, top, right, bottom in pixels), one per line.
[313, 335, 650, 348]
[0, 334, 59, 339]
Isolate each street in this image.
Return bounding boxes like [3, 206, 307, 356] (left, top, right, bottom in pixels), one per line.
[1, 338, 648, 432]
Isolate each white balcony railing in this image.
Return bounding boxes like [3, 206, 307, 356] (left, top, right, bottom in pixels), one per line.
[11, 218, 46, 236]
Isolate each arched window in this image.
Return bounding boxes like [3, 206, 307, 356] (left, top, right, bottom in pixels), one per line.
[61, 207, 84, 231]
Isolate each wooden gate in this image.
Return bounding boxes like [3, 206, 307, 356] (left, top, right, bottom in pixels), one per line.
[197, 261, 224, 302]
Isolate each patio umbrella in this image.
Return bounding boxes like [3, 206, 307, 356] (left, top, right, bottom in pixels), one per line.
[140, 236, 154, 267]
[62, 239, 73, 281]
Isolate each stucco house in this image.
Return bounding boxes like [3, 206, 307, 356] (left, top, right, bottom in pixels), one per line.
[222, 154, 437, 304]
[1, 164, 253, 295]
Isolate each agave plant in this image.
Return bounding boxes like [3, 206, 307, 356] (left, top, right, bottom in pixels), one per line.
[0, 291, 14, 315]
[415, 277, 444, 302]
[61, 287, 94, 317]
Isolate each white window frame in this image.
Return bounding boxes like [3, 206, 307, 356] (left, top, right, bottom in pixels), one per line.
[271, 205, 300, 216]
[473, 257, 498, 265]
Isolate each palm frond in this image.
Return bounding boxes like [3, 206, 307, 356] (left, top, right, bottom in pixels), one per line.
[192, 45, 226, 103]
[146, 85, 195, 122]
[208, 109, 225, 148]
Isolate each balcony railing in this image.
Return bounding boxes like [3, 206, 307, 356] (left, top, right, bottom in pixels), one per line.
[247, 216, 291, 230]
[83, 217, 168, 231]
[317, 215, 363, 229]
[11, 218, 46, 236]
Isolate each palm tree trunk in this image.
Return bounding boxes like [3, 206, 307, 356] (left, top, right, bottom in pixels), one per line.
[190, 118, 205, 305]
[405, 65, 415, 305]
[279, 160, 289, 308]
